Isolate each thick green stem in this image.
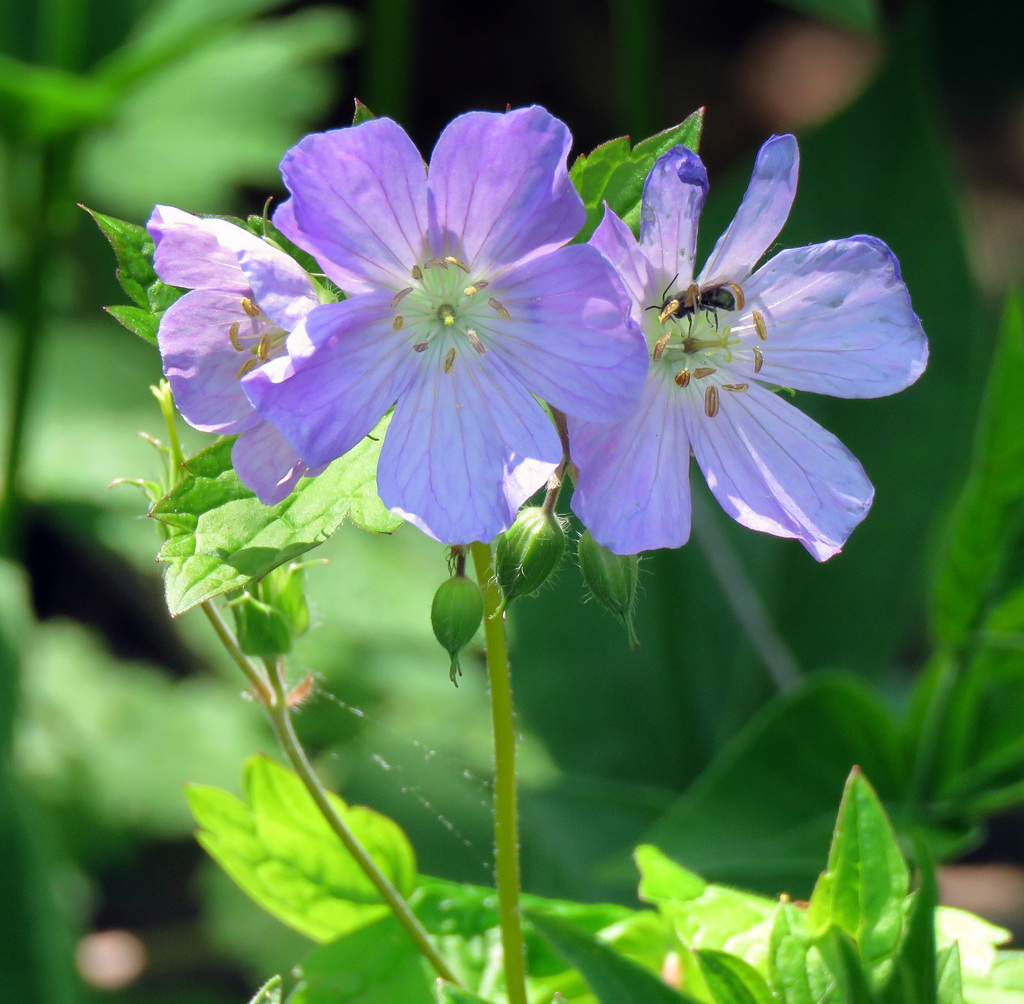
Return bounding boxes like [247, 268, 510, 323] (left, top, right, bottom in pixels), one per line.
[471, 540, 528, 1004]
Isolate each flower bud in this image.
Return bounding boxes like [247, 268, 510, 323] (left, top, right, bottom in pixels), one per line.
[431, 573, 484, 685]
[577, 530, 640, 649]
[230, 563, 311, 657]
[494, 506, 566, 609]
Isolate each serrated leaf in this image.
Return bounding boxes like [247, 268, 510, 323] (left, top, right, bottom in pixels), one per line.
[290, 917, 433, 1004]
[807, 770, 908, 972]
[152, 419, 400, 614]
[932, 292, 1024, 651]
[186, 754, 416, 943]
[249, 975, 282, 1004]
[526, 910, 697, 1004]
[104, 304, 159, 345]
[775, 0, 879, 33]
[570, 110, 704, 242]
[695, 950, 774, 1004]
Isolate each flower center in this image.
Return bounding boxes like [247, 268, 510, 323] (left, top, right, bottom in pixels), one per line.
[230, 296, 288, 379]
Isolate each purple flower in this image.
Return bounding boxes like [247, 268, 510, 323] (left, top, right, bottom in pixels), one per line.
[242, 106, 647, 545]
[148, 206, 325, 504]
[569, 136, 928, 560]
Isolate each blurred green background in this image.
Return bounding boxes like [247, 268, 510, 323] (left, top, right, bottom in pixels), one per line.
[4, 0, 1024, 1000]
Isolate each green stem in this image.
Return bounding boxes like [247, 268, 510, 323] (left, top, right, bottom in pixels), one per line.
[471, 540, 528, 1004]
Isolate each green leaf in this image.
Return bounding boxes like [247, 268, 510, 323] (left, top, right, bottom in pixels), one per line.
[774, 0, 880, 33]
[814, 927, 876, 1004]
[937, 944, 963, 1004]
[153, 421, 400, 615]
[435, 985, 498, 1004]
[876, 846, 936, 1004]
[695, 950, 774, 1004]
[963, 951, 1024, 1002]
[186, 754, 416, 943]
[526, 910, 696, 1004]
[249, 975, 282, 1004]
[768, 901, 833, 1004]
[932, 292, 1024, 651]
[569, 110, 704, 242]
[352, 98, 376, 125]
[291, 917, 433, 1004]
[103, 304, 159, 345]
[807, 770, 909, 972]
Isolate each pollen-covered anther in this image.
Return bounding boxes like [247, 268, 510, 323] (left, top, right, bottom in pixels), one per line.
[753, 346, 764, 373]
[675, 368, 691, 387]
[424, 257, 448, 270]
[391, 287, 414, 308]
[466, 328, 487, 354]
[704, 385, 720, 417]
[725, 282, 745, 311]
[438, 304, 457, 326]
[463, 280, 489, 296]
[257, 334, 273, 361]
[445, 256, 471, 273]
[722, 383, 748, 392]
[236, 357, 259, 379]
[393, 315, 405, 331]
[693, 367, 717, 379]
[443, 347, 456, 373]
[241, 297, 260, 318]
[228, 321, 243, 352]
[752, 310, 767, 340]
[652, 332, 672, 362]
[488, 297, 511, 321]
[410, 264, 423, 280]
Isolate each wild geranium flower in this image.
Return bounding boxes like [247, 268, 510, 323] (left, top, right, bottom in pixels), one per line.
[148, 206, 324, 504]
[569, 136, 928, 559]
[242, 106, 647, 545]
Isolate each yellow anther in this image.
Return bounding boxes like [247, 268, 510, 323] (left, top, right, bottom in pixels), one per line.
[443, 347, 456, 372]
[658, 298, 682, 325]
[241, 297, 260, 318]
[752, 310, 767, 340]
[652, 332, 673, 362]
[391, 287, 414, 307]
[753, 346, 764, 373]
[228, 322, 242, 352]
[675, 368, 691, 387]
[722, 383, 748, 392]
[236, 357, 258, 379]
[704, 385, 720, 418]
[693, 367, 717, 379]
[464, 279, 489, 296]
[488, 297, 511, 321]
[725, 282, 745, 310]
[257, 334, 273, 361]
[445, 256, 471, 272]
[393, 315, 405, 331]
[411, 264, 423, 280]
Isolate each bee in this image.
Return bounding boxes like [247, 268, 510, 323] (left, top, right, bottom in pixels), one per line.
[650, 277, 746, 327]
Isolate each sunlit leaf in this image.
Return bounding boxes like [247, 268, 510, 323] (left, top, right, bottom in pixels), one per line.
[695, 950, 774, 1004]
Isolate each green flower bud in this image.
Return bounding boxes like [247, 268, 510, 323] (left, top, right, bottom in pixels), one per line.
[431, 574, 484, 685]
[577, 530, 640, 649]
[230, 563, 311, 657]
[494, 506, 566, 609]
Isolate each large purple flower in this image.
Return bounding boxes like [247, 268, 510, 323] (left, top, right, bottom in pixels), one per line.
[569, 136, 928, 560]
[242, 106, 647, 545]
[149, 206, 325, 504]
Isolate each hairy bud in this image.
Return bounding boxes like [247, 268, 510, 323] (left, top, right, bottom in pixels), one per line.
[577, 530, 640, 649]
[431, 573, 484, 685]
[494, 507, 566, 609]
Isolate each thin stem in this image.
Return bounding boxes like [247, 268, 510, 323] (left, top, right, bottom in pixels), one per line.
[200, 602, 274, 705]
[470, 540, 528, 1004]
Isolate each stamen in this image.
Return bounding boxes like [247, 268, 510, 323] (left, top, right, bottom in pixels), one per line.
[443, 347, 456, 372]
[693, 367, 717, 379]
[752, 310, 767, 340]
[464, 280, 489, 296]
[228, 322, 243, 352]
[445, 256, 471, 273]
[424, 257, 448, 270]
[658, 298, 682, 325]
[413, 342, 429, 352]
[391, 287, 414, 307]
[241, 297, 260, 318]
[704, 385, 720, 418]
[411, 264, 423, 280]
[652, 332, 672, 362]
[753, 345, 764, 373]
[488, 297, 511, 321]
[466, 329, 487, 354]
[257, 334, 273, 361]
[684, 283, 700, 309]
[722, 383, 748, 392]
[393, 315, 405, 331]
[725, 282, 745, 310]
[236, 357, 258, 379]
[675, 368, 691, 387]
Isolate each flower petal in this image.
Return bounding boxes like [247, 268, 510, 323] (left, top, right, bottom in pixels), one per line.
[482, 244, 648, 423]
[686, 380, 873, 560]
[237, 242, 320, 332]
[378, 343, 561, 544]
[698, 134, 799, 285]
[426, 106, 584, 274]
[148, 206, 267, 292]
[569, 368, 692, 554]
[275, 118, 429, 294]
[241, 293, 419, 468]
[638, 146, 709, 290]
[158, 288, 262, 434]
[231, 421, 318, 505]
[734, 236, 928, 397]
[590, 205, 655, 319]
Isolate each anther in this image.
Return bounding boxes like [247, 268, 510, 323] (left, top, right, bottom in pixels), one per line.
[411, 264, 423, 280]
[693, 367, 717, 379]
[466, 329, 487, 354]
[658, 298, 682, 325]
[722, 383, 748, 392]
[704, 385, 720, 418]
[675, 368, 691, 387]
[257, 334, 273, 361]
[236, 357, 258, 379]
[424, 257, 448, 270]
[228, 322, 243, 352]
[438, 304, 456, 326]
[443, 347, 456, 372]
[413, 342, 428, 352]
[391, 287, 414, 308]
[752, 310, 767, 340]
[445, 256, 471, 273]
[753, 346, 763, 373]
[241, 297, 260, 318]
[652, 332, 673, 362]
[464, 280, 489, 296]
[725, 282, 745, 310]
[488, 297, 511, 321]
[393, 315, 404, 331]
